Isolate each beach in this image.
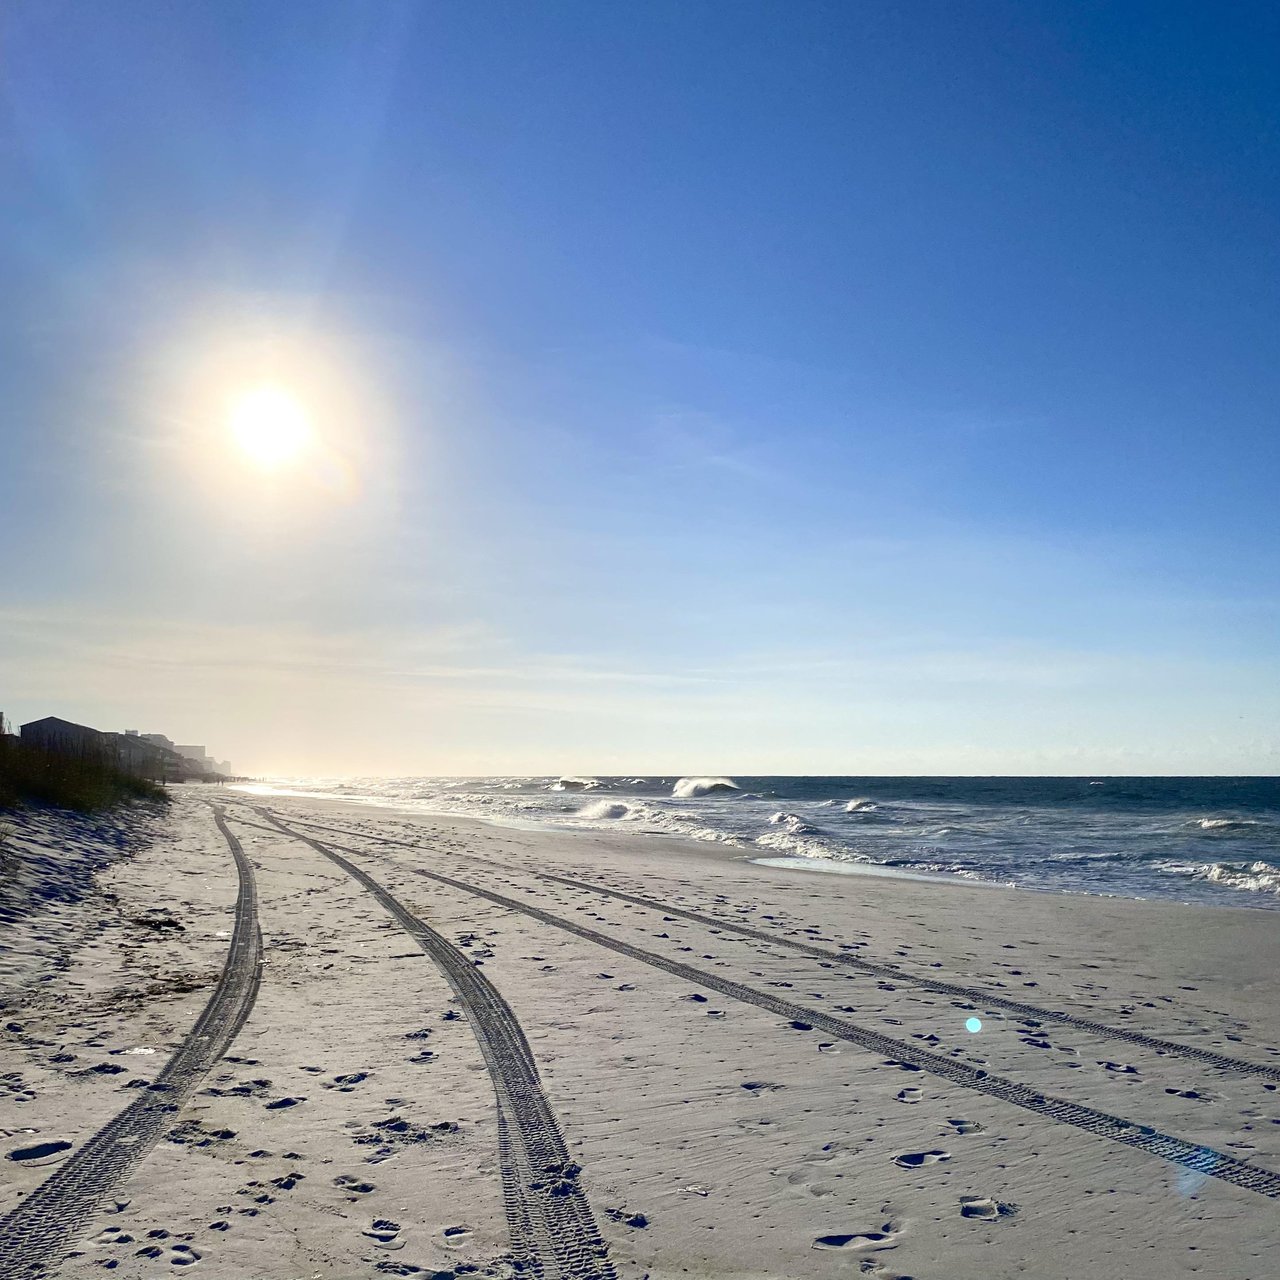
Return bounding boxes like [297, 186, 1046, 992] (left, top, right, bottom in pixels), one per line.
[2, 789, 1278, 1279]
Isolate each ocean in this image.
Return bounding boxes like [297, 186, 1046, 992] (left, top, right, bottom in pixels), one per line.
[238, 775, 1280, 910]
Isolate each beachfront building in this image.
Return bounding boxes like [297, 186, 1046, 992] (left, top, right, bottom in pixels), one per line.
[19, 716, 195, 781]
[16, 717, 228, 781]
[20, 716, 107, 756]
[106, 733, 181, 780]
[145, 735, 231, 778]
[175, 745, 215, 775]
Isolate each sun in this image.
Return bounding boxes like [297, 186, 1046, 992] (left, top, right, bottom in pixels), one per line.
[227, 384, 315, 470]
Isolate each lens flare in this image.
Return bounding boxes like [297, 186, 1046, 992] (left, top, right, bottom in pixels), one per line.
[965, 1017, 983, 1034]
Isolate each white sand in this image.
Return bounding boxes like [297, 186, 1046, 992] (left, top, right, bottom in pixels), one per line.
[2, 789, 1277, 1279]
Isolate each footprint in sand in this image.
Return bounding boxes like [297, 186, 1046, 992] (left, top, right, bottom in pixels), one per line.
[812, 1219, 903, 1251]
[441, 1224, 472, 1248]
[93, 1225, 136, 1248]
[959, 1195, 1018, 1220]
[133, 1239, 202, 1266]
[894, 1149, 951, 1168]
[896, 1087, 923, 1104]
[362, 1218, 405, 1250]
[7, 1139, 72, 1166]
[321, 1072, 368, 1093]
[605, 1206, 650, 1229]
[947, 1118, 983, 1135]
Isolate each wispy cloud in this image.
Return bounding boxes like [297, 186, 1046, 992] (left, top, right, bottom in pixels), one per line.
[3, 603, 1275, 775]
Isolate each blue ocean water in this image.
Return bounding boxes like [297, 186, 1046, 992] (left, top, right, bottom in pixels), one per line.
[241, 775, 1280, 909]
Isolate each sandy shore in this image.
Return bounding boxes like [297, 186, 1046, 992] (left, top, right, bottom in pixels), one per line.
[2, 789, 1277, 1279]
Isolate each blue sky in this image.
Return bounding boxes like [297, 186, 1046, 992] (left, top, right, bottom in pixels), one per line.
[2, 1, 1277, 773]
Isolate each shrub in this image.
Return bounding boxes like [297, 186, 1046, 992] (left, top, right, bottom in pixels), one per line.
[0, 737, 169, 813]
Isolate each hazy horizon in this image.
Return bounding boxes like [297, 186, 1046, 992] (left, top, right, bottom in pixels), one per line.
[3, 4, 1277, 777]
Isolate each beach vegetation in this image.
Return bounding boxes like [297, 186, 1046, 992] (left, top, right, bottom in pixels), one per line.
[0, 725, 169, 813]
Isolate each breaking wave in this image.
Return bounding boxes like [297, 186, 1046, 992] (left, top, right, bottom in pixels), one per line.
[578, 800, 630, 820]
[1155, 859, 1280, 895]
[237, 775, 1280, 909]
[672, 776, 739, 798]
[767, 811, 820, 835]
[1191, 817, 1264, 832]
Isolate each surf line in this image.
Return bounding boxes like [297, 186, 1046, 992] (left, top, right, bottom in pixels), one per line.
[250, 810, 1280, 1202]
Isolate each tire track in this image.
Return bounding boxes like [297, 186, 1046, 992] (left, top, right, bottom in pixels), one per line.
[253, 812, 1280, 1201]
[273, 811, 1280, 1084]
[246, 811, 615, 1280]
[0, 804, 263, 1279]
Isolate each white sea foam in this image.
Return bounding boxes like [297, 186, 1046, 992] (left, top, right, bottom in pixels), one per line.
[672, 776, 739, 798]
[755, 825, 835, 859]
[578, 800, 630, 820]
[767, 811, 819, 835]
[754, 829, 826, 858]
[751, 855, 1002, 886]
[236, 775, 1280, 908]
[1156, 859, 1280, 894]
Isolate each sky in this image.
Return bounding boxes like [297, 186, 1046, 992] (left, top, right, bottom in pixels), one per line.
[1, 1, 1277, 775]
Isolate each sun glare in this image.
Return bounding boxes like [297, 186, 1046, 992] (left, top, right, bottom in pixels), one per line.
[228, 384, 314, 470]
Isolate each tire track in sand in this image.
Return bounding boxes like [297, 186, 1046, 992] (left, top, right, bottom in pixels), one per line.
[252, 812, 1280, 1201]
[275, 811, 1280, 1085]
[245, 811, 615, 1280]
[0, 804, 263, 1279]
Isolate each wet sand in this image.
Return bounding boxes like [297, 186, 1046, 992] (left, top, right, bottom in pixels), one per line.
[1, 790, 1277, 1279]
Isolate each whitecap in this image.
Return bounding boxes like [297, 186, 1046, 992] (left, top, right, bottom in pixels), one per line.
[672, 776, 739, 798]
[845, 798, 878, 813]
[1155, 859, 1280, 894]
[578, 800, 630, 821]
[767, 811, 819, 835]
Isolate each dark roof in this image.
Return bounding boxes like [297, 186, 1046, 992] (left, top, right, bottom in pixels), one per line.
[20, 716, 104, 736]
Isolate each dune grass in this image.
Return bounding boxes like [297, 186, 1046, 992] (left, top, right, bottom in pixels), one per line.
[0, 738, 168, 812]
